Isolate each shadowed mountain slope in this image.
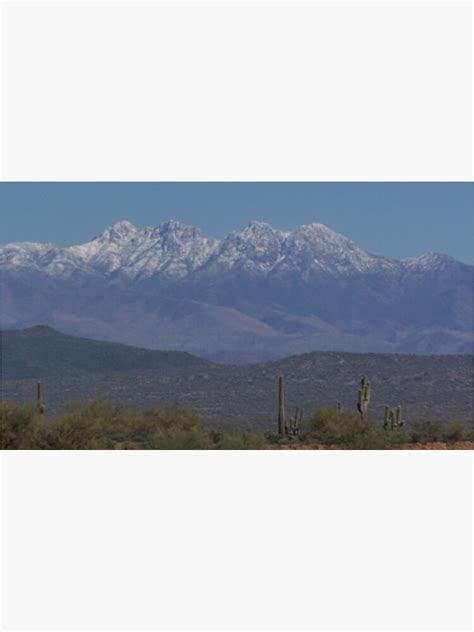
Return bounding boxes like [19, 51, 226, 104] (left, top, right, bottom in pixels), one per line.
[1, 325, 209, 380]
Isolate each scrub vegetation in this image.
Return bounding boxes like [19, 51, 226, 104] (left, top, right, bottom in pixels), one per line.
[1, 400, 472, 450]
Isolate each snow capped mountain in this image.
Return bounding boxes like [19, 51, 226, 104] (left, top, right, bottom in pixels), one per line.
[68, 219, 219, 279]
[275, 223, 396, 277]
[202, 221, 288, 276]
[0, 242, 91, 278]
[400, 252, 461, 272]
[1, 219, 471, 360]
[0, 242, 54, 269]
[2, 219, 455, 281]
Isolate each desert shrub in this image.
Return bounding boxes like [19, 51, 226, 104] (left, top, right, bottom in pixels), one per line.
[407, 419, 444, 444]
[46, 401, 138, 449]
[441, 420, 473, 444]
[384, 425, 412, 447]
[0, 402, 48, 449]
[46, 401, 215, 449]
[301, 406, 389, 449]
[3, 401, 271, 450]
[263, 432, 281, 445]
[45, 402, 215, 449]
[144, 406, 213, 449]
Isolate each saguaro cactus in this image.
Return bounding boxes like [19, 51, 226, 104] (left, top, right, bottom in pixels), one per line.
[384, 405, 403, 430]
[395, 405, 402, 427]
[357, 375, 371, 420]
[278, 375, 285, 436]
[37, 381, 45, 415]
[288, 407, 303, 436]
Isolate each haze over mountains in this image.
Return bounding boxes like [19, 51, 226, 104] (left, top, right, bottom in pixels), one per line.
[1, 219, 472, 361]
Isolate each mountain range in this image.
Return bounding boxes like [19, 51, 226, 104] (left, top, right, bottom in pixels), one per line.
[1, 219, 472, 361]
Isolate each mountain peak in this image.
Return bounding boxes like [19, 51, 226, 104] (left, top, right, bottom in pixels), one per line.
[151, 219, 204, 239]
[295, 222, 347, 238]
[279, 222, 389, 275]
[238, 221, 290, 239]
[112, 220, 136, 230]
[103, 220, 138, 239]
[402, 251, 460, 271]
[159, 219, 188, 230]
[245, 220, 273, 230]
[207, 222, 288, 273]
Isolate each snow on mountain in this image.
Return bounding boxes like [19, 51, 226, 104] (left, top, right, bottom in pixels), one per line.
[66, 222, 139, 268]
[137, 221, 219, 279]
[201, 221, 288, 276]
[0, 242, 92, 277]
[67, 219, 219, 279]
[275, 223, 396, 277]
[400, 252, 461, 272]
[0, 219, 465, 282]
[0, 242, 54, 268]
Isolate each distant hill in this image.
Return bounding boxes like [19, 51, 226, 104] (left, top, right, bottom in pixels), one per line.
[2, 327, 471, 430]
[0, 325, 209, 380]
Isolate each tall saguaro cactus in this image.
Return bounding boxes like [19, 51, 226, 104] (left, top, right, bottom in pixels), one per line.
[278, 375, 285, 436]
[37, 381, 45, 415]
[357, 375, 371, 420]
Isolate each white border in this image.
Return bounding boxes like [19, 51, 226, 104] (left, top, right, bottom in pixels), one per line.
[2, 1, 472, 180]
[1, 1, 473, 630]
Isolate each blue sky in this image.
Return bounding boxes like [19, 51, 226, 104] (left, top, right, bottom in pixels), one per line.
[1, 182, 472, 263]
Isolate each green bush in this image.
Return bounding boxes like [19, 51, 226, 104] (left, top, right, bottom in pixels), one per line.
[2, 400, 470, 450]
[46, 402, 214, 450]
[407, 419, 443, 444]
[2, 400, 268, 450]
[441, 420, 473, 444]
[0, 402, 48, 449]
[46, 401, 141, 449]
[145, 407, 213, 449]
[263, 431, 281, 445]
[301, 406, 389, 449]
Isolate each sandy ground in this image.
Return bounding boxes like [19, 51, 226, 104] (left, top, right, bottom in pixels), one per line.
[399, 441, 474, 450]
[274, 442, 474, 450]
